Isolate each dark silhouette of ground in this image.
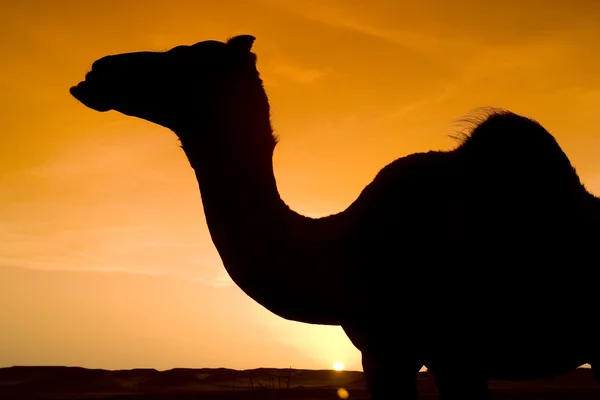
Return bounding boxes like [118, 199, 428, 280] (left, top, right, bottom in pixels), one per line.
[69, 35, 600, 399]
[1, 366, 599, 400]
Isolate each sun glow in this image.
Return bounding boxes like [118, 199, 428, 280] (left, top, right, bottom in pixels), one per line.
[333, 361, 344, 371]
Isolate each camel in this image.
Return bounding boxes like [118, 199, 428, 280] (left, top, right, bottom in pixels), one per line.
[69, 35, 600, 399]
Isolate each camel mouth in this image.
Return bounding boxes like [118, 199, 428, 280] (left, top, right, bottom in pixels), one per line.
[69, 79, 112, 112]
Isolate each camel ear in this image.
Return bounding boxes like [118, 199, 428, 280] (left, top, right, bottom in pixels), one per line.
[227, 35, 255, 53]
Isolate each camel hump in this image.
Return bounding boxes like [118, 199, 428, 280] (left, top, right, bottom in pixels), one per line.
[456, 109, 582, 193]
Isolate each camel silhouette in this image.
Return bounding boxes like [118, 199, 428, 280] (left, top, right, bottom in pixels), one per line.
[69, 35, 600, 399]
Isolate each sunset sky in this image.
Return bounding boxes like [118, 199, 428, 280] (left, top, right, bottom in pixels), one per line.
[1, 1, 599, 372]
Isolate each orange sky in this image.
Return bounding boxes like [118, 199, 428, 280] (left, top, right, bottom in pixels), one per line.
[1, 0, 599, 371]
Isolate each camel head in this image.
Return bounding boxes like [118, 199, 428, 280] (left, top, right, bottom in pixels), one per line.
[70, 35, 259, 131]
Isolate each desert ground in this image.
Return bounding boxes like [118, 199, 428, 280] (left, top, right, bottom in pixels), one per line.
[1, 366, 598, 400]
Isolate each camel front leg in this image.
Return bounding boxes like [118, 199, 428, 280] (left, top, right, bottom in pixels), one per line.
[427, 362, 489, 400]
[362, 351, 422, 400]
[593, 366, 600, 385]
[591, 358, 600, 384]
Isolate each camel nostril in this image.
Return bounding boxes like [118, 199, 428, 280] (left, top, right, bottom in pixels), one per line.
[84, 70, 105, 85]
[91, 55, 111, 72]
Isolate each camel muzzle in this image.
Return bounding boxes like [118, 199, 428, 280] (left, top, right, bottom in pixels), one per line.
[69, 81, 112, 112]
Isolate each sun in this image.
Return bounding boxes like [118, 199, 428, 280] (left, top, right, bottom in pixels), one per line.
[333, 361, 344, 371]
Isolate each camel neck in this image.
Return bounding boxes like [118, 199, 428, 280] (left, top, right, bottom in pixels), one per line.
[190, 131, 286, 244]
[174, 108, 349, 325]
[176, 75, 287, 251]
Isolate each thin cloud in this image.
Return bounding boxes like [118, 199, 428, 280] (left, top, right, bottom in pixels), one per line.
[0, 247, 232, 288]
[258, 0, 473, 54]
[0, 259, 234, 292]
[270, 62, 332, 85]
